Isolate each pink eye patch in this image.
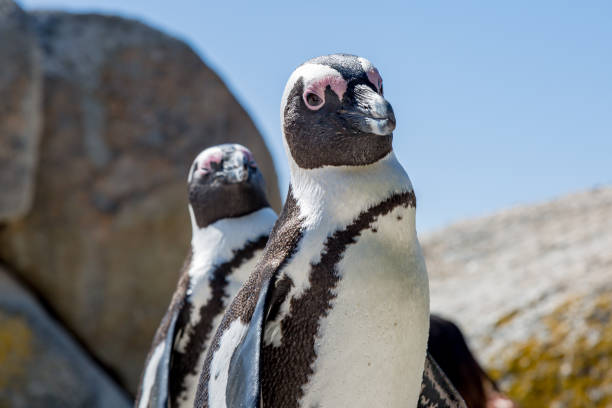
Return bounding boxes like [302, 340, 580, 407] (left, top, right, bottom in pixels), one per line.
[302, 75, 348, 110]
[366, 67, 383, 94]
[200, 150, 224, 172]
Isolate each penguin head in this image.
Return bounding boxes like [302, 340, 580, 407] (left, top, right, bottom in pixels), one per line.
[281, 54, 396, 169]
[187, 144, 269, 229]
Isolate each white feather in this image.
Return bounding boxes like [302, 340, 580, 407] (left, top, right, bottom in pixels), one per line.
[358, 56, 374, 73]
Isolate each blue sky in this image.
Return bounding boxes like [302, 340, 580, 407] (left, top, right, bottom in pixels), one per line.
[21, 0, 612, 232]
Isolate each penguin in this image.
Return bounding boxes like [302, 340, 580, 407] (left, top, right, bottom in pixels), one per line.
[194, 54, 466, 408]
[134, 144, 277, 408]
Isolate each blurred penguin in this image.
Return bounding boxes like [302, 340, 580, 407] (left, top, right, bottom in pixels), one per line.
[135, 144, 277, 408]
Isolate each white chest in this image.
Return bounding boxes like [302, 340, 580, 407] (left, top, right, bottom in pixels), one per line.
[298, 204, 430, 408]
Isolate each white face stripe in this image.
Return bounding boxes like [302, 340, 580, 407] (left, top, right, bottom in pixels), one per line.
[280, 63, 344, 122]
[188, 146, 221, 183]
[359, 56, 383, 93]
[357, 57, 372, 72]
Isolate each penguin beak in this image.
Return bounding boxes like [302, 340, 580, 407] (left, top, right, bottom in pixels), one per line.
[221, 163, 252, 184]
[342, 84, 396, 136]
[216, 150, 255, 184]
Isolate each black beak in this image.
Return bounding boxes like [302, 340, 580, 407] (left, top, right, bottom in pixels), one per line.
[216, 150, 254, 184]
[341, 84, 396, 136]
[220, 163, 252, 184]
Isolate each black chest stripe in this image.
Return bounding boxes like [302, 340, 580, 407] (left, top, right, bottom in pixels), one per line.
[168, 234, 269, 406]
[261, 190, 416, 408]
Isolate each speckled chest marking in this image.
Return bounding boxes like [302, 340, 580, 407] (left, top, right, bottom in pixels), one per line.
[260, 190, 429, 408]
[169, 236, 267, 407]
[168, 208, 275, 408]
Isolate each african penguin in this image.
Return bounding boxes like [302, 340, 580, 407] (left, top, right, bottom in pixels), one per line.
[134, 144, 277, 408]
[194, 54, 464, 408]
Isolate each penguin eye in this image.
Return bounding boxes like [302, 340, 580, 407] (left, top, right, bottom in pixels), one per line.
[305, 92, 324, 110]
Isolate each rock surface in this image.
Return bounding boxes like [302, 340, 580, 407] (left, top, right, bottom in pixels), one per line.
[0, 267, 130, 408]
[425, 186, 612, 407]
[0, 10, 280, 392]
[0, 0, 42, 221]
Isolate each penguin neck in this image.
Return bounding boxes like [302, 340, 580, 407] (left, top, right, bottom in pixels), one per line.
[187, 206, 277, 279]
[288, 151, 415, 232]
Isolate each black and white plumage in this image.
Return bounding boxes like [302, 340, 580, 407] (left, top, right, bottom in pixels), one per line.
[194, 54, 466, 408]
[134, 144, 277, 408]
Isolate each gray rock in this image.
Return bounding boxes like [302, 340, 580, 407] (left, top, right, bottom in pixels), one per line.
[0, 11, 280, 392]
[0, 0, 42, 221]
[0, 267, 130, 408]
[424, 186, 612, 406]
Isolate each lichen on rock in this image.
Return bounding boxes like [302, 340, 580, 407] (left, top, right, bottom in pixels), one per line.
[491, 290, 612, 408]
[426, 187, 612, 407]
[0, 313, 33, 389]
[0, 267, 130, 407]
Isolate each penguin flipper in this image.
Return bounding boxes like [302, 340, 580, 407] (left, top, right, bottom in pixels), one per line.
[225, 278, 271, 408]
[419, 353, 468, 408]
[150, 311, 180, 407]
[134, 307, 179, 408]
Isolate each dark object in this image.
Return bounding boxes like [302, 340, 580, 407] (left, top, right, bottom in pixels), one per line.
[428, 314, 515, 408]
